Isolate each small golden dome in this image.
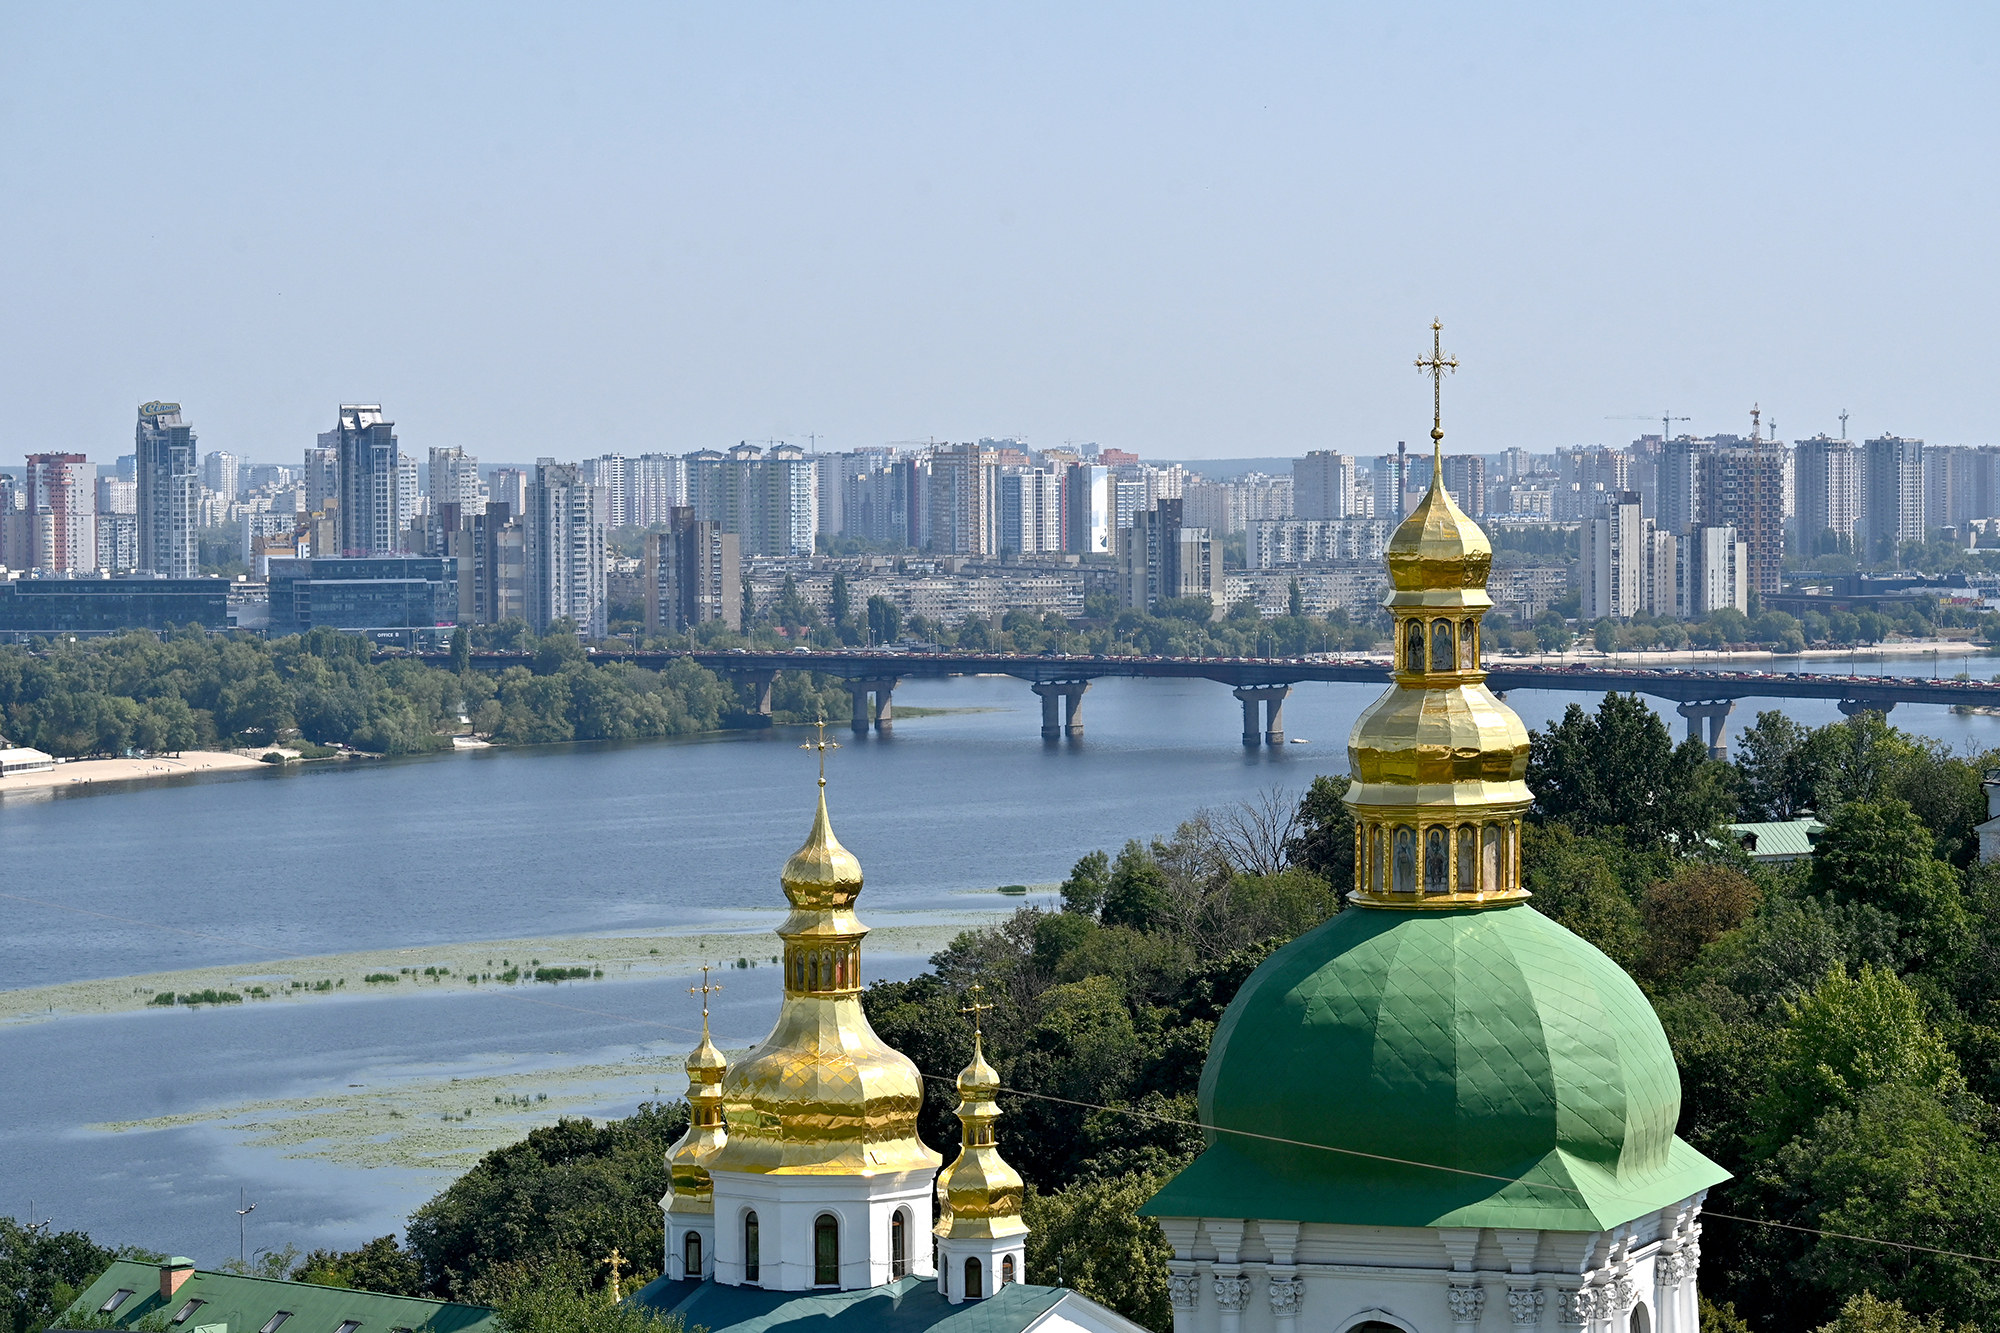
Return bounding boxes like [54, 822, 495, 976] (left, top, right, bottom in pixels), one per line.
[935, 1030, 1027, 1242]
[1386, 449, 1492, 594]
[958, 1032, 1000, 1097]
[780, 782, 863, 909]
[686, 1030, 728, 1075]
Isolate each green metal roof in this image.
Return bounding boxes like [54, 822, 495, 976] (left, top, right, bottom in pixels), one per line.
[632, 1274, 1080, 1332]
[1143, 901, 1728, 1231]
[1725, 818, 1825, 860]
[65, 1260, 494, 1333]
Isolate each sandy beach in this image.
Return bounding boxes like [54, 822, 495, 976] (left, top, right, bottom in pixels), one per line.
[0, 750, 279, 795]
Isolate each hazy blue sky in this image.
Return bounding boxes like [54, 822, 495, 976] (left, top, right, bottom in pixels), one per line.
[3, 3, 1994, 462]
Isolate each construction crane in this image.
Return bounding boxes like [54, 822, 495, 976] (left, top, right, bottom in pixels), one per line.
[1605, 411, 1692, 441]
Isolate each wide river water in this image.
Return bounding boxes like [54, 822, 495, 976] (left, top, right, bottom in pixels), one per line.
[5, 652, 1997, 1264]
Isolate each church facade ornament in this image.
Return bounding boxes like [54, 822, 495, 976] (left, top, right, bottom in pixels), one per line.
[1506, 1285, 1545, 1325]
[1447, 1282, 1486, 1325]
[1266, 1273, 1302, 1317]
[1167, 1270, 1202, 1312]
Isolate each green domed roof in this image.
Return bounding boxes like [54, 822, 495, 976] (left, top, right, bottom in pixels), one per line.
[1143, 902, 1726, 1230]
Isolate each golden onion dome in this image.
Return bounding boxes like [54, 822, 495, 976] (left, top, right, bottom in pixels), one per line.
[708, 779, 942, 1177]
[1343, 324, 1531, 910]
[779, 787, 864, 909]
[665, 987, 730, 1212]
[935, 1030, 1028, 1242]
[1385, 451, 1493, 596]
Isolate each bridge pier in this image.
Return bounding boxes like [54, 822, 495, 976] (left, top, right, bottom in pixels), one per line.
[1675, 699, 1735, 760]
[1838, 698, 1897, 719]
[847, 679, 896, 732]
[1033, 681, 1088, 738]
[1233, 685, 1290, 747]
[727, 669, 776, 720]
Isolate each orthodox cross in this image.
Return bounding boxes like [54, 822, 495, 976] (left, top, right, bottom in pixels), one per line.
[799, 718, 840, 786]
[602, 1247, 628, 1302]
[690, 964, 722, 1039]
[1414, 319, 1458, 448]
[960, 982, 993, 1041]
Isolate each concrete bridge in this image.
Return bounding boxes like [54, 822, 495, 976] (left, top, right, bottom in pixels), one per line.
[416, 648, 2000, 756]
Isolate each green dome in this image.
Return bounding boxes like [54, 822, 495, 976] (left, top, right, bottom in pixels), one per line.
[1144, 902, 1727, 1231]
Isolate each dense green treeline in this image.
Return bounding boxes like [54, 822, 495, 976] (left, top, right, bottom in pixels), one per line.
[0, 626, 853, 758]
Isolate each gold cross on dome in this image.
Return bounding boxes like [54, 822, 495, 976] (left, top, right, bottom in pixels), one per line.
[960, 982, 993, 1039]
[1415, 318, 1459, 449]
[602, 1247, 627, 1302]
[689, 964, 723, 1037]
[799, 718, 839, 786]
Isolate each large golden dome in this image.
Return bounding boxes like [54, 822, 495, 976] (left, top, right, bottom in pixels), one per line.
[707, 782, 942, 1176]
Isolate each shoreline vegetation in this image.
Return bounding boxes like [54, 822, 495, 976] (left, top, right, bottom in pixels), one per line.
[0, 912, 1009, 1026]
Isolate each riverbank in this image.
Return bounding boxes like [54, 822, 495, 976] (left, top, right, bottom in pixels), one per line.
[0, 905, 1027, 1026]
[0, 749, 284, 795]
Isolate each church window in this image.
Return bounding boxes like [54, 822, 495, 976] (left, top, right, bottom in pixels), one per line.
[964, 1257, 984, 1300]
[1405, 620, 1425, 671]
[744, 1212, 760, 1284]
[1424, 827, 1449, 893]
[1002, 1255, 1015, 1285]
[1392, 827, 1416, 893]
[1630, 1307, 1652, 1333]
[1460, 618, 1478, 669]
[683, 1230, 702, 1279]
[1431, 620, 1454, 673]
[1482, 825, 1501, 890]
[814, 1215, 840, 1287]
[1457, 826, 1477, 889]
[891, 1211, 908, 1278]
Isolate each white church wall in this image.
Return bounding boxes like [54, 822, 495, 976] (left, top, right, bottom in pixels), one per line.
[708, 1169, 935, 1291]
[1159, 1196, 1707, 1333]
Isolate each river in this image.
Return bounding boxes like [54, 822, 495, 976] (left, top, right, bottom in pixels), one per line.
[4, 653, 1996, 1264]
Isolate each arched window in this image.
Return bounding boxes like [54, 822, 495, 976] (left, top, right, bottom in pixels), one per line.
[1405, 620, 1425, 671]
[1424, 826, 1449, 893]
[964, 1257, 984, 1300]
[1630, 1305, 1652, 1333]
[1392, 827, 1416, 893]
[891, 1211, 907, 1279]
[683, 1230, 702, 1280]
[814, 1214, 839, 1287]
[744, 1212, 760, 1285]
[1431, 620, 1454, 673]
[1460, 618, 1478, 669]
[1002, 1255, 1016, 1286]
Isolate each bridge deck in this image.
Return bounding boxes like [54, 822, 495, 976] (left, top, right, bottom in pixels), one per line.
[410, 649, 2000, 708]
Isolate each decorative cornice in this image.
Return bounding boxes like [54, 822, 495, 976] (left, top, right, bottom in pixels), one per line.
[1506, 1286, 1546, 1326]
[1447, 1282, 1487, 1325]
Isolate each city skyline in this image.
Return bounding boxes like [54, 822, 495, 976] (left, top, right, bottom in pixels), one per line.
[5, 6, 1998, 460]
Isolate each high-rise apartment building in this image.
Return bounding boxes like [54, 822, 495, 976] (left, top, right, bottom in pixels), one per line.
[816, 449, 892, 538]
[643, 508, 741, 634]
[526, 460, 607, 638]
[430, 447, 482, 515]
[471, 502, 526, 626]
[1442, 455, 1487, 518]
[998, 468, 1064, 554]
[203, 451, 239, 500]
[1064, 464, 1111, 555]
[1655, 438, 1707, 538]
[303, 445, 340, 515]
[1920, 445, 2000, 534]
[333, 405, 402, 557]
[925, 444, 995, 556]
[1578, 492, 1675, 621]
[1794, 436, 1860, 555]
[1681, 525, 1748, 616]
[1118, 498, 1221, 615]
[489, 468, 529, 519]
[1293, 451, 1357, 520]
[762, 445, 819, 557]
[136, 401, 198, 577]
[1372, 447, 1415, 522]
[25, 454, 96, 572]
[630, 455, 686, 528]
[96, 476, 136, 516]
[1863, 435, 1925, 564]
[1696, 436, 1784, 599]
[96, 514, 137, 572]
